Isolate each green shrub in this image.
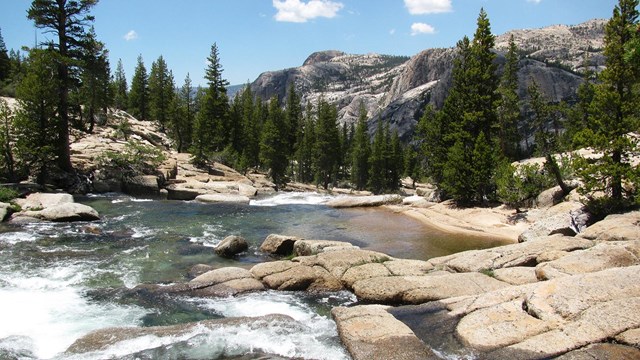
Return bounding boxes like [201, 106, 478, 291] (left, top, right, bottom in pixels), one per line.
[0, 186, 18, 203]
[97, 141, 166, 178]
[496, 161, 555, 210]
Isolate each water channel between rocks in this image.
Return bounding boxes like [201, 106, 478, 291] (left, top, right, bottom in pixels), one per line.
[0, 192, 511, 359]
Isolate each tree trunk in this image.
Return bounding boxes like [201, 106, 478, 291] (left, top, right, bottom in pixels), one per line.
[546, 154, 571, 196]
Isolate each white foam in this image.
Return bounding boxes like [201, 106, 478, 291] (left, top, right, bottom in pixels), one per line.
[188, 223, 224, 247]
[0, 263, 149, 359]
[250, 192, 336, 206]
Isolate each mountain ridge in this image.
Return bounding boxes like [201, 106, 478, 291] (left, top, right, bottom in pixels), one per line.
[248, 18, 607, 142]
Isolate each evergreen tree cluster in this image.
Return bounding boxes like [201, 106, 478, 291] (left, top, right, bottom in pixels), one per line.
[415, 2, 639, 213]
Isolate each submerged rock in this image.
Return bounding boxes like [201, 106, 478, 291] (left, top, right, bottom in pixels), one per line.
[65, 314, 299, 355]
[196, 194, 251, 204]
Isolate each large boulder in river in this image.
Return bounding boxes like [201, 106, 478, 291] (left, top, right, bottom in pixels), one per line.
[214, 235, 249, 257]
[325, 194, 403, 208]
[15, 203, 100, 222]
[15, 192, 74, 210]
[331, 305, 438, 360]
[65, 314, 298, 356]
[195, 194, 251, 204]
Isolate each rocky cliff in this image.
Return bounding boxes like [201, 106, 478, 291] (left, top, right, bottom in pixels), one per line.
[249, 19, 607, 142]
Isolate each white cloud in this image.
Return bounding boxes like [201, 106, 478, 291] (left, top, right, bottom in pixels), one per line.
[123, 30, 138, 41]
[390, 28, 396, 35]
[404, 0, 452, 15]
[527, 0, 542, 3]
[273, 0, 344, 23]
[411, 22, 436, 36]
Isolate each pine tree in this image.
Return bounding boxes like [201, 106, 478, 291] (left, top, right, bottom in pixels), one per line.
[577, 0, 640, 213]
[128, 55, 149, 120]
[172, 73, 193, 152]
[528, 81, 571, 196]
[0, 28, 10, 84]
[260, 96, 288, 189]
[79, 27, 110, 133]
[351, 103, 370, 190]
[112, 58, 128, 111]
[386, 129, 404, 191]
[14, 49, 60, 184]
[148, 55, 174, 131]
[496, 35, 522, 160]
[0, 99, 16, 181]
[295, 102, 316, 183]
[28, 0, 98, 172]
[368, 121, 386, 194]
[437, 8, 499, 204]
[284, 82, 302, 157]
[191, 43, 230, 164]
[313, 98, 340, 189]
[567, 55, 596, 148]
[239, 86, 260, 171]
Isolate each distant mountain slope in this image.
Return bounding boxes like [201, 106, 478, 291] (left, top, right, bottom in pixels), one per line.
[249, 19, 607, 142]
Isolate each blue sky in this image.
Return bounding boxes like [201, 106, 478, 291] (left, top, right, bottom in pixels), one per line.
[0, 0, 618, 86]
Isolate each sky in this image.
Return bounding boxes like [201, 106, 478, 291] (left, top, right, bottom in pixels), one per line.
[0, 0, 619, 86]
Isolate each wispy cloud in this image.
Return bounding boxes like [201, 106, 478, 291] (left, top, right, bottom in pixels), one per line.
[527, 0, 542, 3]
[390, 28, 396, 36]
[405, 0, 452, 15]
[411, 22, 436, 35]
[273, 0, 344, 23]
[123, 30, 138, 41]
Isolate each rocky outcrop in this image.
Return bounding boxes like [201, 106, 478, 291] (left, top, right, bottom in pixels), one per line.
[518, 201, 589, 242]
[214, 235, 249, 257]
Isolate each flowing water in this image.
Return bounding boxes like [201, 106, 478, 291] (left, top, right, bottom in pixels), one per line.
[0, 192, 510, 359]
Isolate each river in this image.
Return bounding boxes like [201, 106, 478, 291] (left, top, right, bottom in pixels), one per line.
[0, 192, 509, 359]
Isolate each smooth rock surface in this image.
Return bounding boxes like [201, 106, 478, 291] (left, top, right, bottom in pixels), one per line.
[293, 239, 357, 256]
[518, 202, 585, 242]
[352, 272, 509, 304]
[332, 305, 438, 360]
[578, 211, 640, 241]
[535, 240, 640, 280]
[429, 235, 592, 273]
